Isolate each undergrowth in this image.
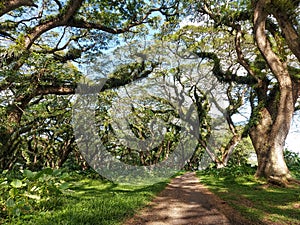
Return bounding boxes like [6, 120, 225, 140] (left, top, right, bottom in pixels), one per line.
[0, 168, 169, 225]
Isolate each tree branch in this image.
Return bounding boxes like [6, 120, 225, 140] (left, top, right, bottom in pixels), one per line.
[24, 0, 84, 49]
[194, 51, 256, 85]
[0, 0, 37, 17]
[53, 0, 62, 10]
[272, 10, 300, 62]
[36, 85, 75, 95]
[66, 6, 164, 35]
[234, 25, 260, 84]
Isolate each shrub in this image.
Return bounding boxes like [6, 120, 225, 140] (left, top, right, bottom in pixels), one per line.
[0, 168, 71, 220]
[284, 149, 300, 178]
[201, 164, 256, 178]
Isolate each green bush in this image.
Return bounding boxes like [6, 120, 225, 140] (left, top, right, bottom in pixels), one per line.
[284, 149, 300, 178]
[284, 149, 300, 168]
[0, 168, 71, 220]
[202, 164, 256, 178]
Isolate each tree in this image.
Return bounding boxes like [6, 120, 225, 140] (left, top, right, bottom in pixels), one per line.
[0, 0, 179, 169]
[90, 41, 198, 168]
[158, 24, 251, 169]
[187, 0, 300, 184]
[94, 37, 246, 170]
[21, 94, 81, 170]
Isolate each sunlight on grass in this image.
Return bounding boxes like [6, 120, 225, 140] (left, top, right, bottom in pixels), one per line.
[197, 167, 300, 225]
[3, 176, 169, 225]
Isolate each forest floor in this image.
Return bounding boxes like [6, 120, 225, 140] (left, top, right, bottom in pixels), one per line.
[122, 172, 253, 225]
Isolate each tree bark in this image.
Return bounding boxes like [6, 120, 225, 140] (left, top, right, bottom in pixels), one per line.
[249, 108, 290, 181]
[252, 0, 295, 183]
[0, 0, 37, 17]
[24, 0, 84, 49]
[272, 5, 300, 62]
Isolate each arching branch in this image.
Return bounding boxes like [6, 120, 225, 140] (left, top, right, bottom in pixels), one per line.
[0, 0, 37, 17]
[24, 0, 84, 49]
[194, 51, 257, 85]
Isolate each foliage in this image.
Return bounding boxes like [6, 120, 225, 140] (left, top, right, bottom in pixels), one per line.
[93, 40, 214, 168]
[1, 0, 299, 185]
[202, 164, 256, 178]
[284, 149, 300, 179]
[227, 137, 256, 166]
[0, 0, 181, 170]
[1, 171, 169, 225]
[0, 51, 81, 169]
[284, 149, 300, 168]
[0, 168, 71, 220]
[96, 88, 182, 166]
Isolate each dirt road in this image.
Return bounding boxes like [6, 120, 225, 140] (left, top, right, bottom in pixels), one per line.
[123, 172, 252, 225]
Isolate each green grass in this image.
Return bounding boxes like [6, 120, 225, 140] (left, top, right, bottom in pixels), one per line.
[2, 174, 169, 225]
[197, 167, 300, 225]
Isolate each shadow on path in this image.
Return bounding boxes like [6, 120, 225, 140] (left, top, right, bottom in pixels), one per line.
[123, 172, 252, 225]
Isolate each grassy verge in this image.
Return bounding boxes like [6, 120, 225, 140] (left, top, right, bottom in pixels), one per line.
[2, 172, 169, 225]
[196, 166, 300, 225]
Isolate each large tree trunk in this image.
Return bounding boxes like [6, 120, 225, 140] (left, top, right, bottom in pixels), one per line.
[249, 108, 291, 183]
[251, 0, 297, 184]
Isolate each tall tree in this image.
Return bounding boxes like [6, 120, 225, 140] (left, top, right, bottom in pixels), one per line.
[189, 0, 300, 184]
[0, 0, 179, 169]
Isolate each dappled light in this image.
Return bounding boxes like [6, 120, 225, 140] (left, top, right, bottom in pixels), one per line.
[1, 0, 300, 224]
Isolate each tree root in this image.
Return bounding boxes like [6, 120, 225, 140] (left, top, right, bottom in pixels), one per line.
[287, 177, 300, 186]
[267, 175, 300, 187]
[267, 176, 288, 187]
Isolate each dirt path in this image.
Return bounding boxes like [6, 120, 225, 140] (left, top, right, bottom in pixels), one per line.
[123, 172, 252, 225]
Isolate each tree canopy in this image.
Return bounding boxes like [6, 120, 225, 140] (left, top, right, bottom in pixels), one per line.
[1, 0, 300, 185]
[0, 0, 179, 169]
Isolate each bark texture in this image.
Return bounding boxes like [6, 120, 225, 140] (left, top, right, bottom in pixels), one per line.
[251, 0, 299, 183]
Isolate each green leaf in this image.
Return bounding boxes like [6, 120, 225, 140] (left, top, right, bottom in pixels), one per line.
[42, 168, 53, 175]
[9, 188, 18, 198]
[11, 179, 23, 188]
[52, 169, 61, 176]
[0, 180, 8, 186]
[6, 198, 15, 207]
[13, 207, 21, 216]
[59, 182, 70, 190]
[30, 185, 39, 192]
[23, 169, 35, 179]
[23, 204, 31, 211]
[60, 172, 69, 180]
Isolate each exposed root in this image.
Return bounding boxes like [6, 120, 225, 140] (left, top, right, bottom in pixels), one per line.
[287, 177, 300, 186]
[267, 176, 288, 187]
[267, 175, 300, 187]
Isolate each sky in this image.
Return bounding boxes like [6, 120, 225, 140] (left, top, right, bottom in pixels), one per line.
[179, 17, 300, 155]
[285, 118, 300, 154]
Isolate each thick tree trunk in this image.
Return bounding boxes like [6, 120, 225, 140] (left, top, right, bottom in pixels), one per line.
[250, 107, 291, 184]
[251, 0, 296, 184]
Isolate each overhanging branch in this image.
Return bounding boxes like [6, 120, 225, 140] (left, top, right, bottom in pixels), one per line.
[0, 0, 37, 17]
[194, 51, 256, 85]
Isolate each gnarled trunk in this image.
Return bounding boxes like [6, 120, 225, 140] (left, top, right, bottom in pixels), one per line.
[251, 0, 297, 184]
[249, 108, 290, 183]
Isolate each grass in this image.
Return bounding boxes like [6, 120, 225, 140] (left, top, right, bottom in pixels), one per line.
[3, 166, 299, 225]
[2, 173, 170, 225]
[196, 167, 300, 225]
